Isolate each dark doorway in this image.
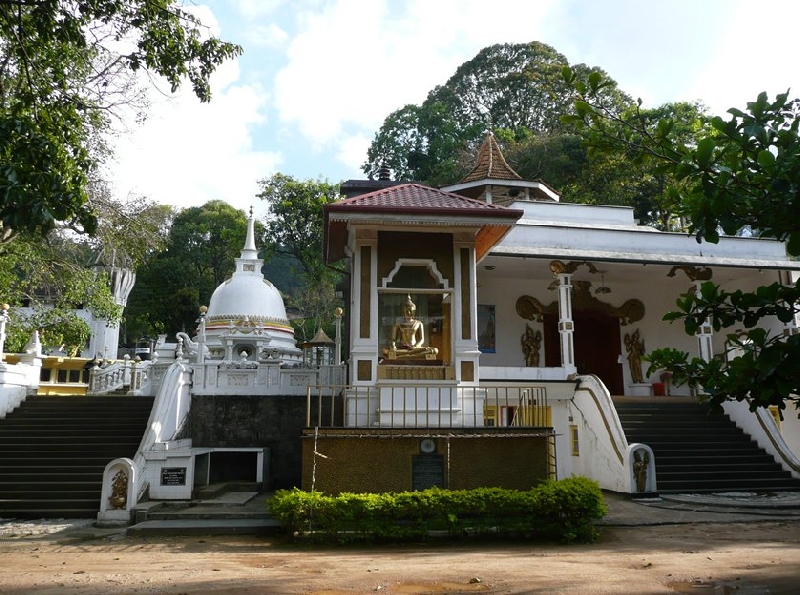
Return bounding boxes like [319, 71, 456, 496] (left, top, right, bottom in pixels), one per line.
[544, 310, 624, 395]
[209, 451, 258, 483]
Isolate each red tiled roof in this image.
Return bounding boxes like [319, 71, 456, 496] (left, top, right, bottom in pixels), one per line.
[324, 183, 522, 264]
[460, 132, 523, 183]
[326, 183, 515, 216]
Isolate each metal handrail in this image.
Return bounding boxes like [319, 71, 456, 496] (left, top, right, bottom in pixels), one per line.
[306, 383, 551, 429]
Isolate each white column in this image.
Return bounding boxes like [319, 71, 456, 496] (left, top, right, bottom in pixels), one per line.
[0, 304, 9, 361]
[694, 281, 715, 362]
[556, 273, 577, 374]
[197, 307, 207, 364]
[334, 307, 343, 365]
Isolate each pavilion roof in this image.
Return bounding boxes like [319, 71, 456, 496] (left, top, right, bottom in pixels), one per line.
[460, 132, 523, 184]
[324, 183, 522, 263]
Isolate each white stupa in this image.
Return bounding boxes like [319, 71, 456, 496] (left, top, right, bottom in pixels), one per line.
[202, 208, 302, 364]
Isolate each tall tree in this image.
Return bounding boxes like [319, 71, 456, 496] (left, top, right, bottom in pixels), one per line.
[517, 101, 711, 228]
[256, 174, 344, 341]
[565, 66, 800, 414]
[0, 186, 168, 355]
[0, 0, 241, 244]
[364, 41, 631, 187]
[0, 231, 121, 355]
[123, 201, 250, 341]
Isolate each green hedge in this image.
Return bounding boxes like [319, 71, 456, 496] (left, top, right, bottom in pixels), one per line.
[268, 476, 606, 544]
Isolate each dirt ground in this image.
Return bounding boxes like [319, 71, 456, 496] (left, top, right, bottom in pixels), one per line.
[0, 520, 798, 595]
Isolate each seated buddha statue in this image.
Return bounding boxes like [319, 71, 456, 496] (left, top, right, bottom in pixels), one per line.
[383, 295, 438, 360]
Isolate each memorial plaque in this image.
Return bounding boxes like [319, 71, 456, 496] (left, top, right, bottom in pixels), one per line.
[412, 455, 444, 490]
[160, 467, 187, 486]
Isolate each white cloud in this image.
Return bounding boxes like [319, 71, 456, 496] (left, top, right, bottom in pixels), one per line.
[108, 59, 280, 214]
[272, 0, 559, 172]
[234, 0, 287, 19]
[686, 0, 800, 116]
[336, 132, 372, 174]
[243, 22, 290, 49]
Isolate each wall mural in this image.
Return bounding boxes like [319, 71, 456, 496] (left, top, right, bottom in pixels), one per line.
[478, 304, 496, 353]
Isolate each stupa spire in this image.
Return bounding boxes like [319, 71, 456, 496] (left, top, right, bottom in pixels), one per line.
[241, 206, 258, 260]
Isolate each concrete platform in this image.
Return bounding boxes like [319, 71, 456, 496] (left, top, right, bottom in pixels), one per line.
[599, 490, 800, 527]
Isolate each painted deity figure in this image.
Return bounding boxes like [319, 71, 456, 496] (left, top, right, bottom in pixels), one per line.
[624, 329, 645, 384]
[383, 295, 438, 359]
[521, 324, 542, 367]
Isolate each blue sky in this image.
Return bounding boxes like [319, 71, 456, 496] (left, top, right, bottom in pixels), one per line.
[107, 0, 800, 216]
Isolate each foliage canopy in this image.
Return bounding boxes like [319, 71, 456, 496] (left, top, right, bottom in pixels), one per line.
[564, 66, 800, 414]
[364, 41, 631, 188]
[257, 173, 344, 342]
[0, 0, 241, 243]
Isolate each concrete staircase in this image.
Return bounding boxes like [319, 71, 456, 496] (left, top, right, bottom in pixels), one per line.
[0, 395, 154, 519]
[616, 399, 800, 493]
[129, 483, 279, 536]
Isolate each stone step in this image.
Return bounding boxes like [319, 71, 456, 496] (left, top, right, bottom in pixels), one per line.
[616, 400, 800, 493]
[127, 518, 282, 536]
[0, 395, 153, 519]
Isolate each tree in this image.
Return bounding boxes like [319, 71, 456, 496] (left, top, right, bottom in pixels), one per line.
[256, 173, 344, 341]
[0, 231, 122, 355]
[564, 67, 800, 414]
[0, 186, 169, 355]
[364, 41, 715, 231]
[364, 41, 631, 187]
[0, 0, 241, 243]
[123, 201, 251, 341]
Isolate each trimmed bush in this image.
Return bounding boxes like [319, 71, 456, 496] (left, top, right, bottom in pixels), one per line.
[268, 476, 607, 544]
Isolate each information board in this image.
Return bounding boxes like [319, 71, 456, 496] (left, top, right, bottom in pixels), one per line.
[412, 455, 444, 490]
[160, 467, 187, 486]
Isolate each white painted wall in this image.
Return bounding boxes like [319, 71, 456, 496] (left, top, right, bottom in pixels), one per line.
[779, 411, 800, 458]
[477, 264, 791, 398]
[723, 400, 800, 479]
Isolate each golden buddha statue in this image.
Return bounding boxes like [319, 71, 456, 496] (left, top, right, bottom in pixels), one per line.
[383, 295, 438, 360]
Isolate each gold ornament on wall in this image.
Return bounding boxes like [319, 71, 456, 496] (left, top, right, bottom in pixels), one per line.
[516, 282, 644, 326]
[521, 324, 542, 367]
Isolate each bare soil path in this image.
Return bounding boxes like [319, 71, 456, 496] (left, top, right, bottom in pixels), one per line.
[1, 519, 798, 595]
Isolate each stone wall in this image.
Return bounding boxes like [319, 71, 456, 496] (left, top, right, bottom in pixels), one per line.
[188, 394, 309, 490]
[301, 429, 553, 493]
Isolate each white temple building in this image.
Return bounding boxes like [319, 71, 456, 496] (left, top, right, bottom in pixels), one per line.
[2, 133, 800, 525]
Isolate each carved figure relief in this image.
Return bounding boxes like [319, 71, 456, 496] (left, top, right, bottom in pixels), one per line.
[108, 469, 128, 509]
[516, 283, 645, 326]
[624, 329, 646, 384]
[667, 265, 713, 281]
[549, 260, 599, 276]
[521, 324, 542, 367]
[633, 449, 650, 492]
